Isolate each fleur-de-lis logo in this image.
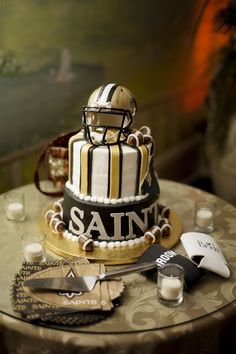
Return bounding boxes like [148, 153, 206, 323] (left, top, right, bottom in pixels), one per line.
[57, 268, 83, 299]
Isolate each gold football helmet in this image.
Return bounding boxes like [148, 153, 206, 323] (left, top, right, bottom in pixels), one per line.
[82, 83, 137, 145]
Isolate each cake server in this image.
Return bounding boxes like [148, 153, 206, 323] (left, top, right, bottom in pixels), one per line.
[23, 261, 157, 292]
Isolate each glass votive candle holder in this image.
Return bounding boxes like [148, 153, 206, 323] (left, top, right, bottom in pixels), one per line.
[21, 232, 46, 262]
[157, 263, 184, 307]
[3, 191, 25, 221]
[194, 201, 215, 233]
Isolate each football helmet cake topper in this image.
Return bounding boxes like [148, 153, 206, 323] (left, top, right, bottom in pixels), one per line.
[82, 83, 137, 145]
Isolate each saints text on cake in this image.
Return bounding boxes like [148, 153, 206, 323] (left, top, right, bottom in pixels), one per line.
[67, 199, 158, 240]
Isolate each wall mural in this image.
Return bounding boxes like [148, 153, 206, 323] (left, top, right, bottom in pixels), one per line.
[0, 0, 227, 158]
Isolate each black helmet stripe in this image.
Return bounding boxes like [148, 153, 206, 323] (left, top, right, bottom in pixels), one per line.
[96, 84, 106, 102]
[107, 83, 118, 102]
[98, 83, 118, 104]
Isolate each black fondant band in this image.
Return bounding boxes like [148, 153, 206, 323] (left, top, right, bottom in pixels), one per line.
[63, 186, 159, 242]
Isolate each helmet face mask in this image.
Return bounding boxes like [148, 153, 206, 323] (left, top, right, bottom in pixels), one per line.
[82, 106, 132, 145]
[82, 83, 136, 145]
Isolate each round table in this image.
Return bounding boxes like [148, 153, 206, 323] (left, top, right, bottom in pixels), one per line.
[1, 180, 236, 354]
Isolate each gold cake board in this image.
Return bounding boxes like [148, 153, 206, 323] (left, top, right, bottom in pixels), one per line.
[40, 208, 182, 265]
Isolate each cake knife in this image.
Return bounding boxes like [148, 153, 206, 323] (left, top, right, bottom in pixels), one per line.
[23, 261, 157, 292]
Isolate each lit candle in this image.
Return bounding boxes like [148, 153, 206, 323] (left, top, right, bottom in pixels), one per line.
[160, 277, 182, 300]
[7, 202, 24, 221]
[24, 242, 45, 262]
[196, 209, 213, 229]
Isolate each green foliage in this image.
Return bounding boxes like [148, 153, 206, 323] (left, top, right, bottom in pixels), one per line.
[0, 50, 24, 76]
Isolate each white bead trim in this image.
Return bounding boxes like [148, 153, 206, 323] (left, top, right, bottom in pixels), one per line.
[66, 181, 148, 204]
[62, 230, 146, 248]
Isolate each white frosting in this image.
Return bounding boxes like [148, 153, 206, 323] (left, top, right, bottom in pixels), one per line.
[91, 146, 109, 197]
[121, 144, 140, 197]
[66, 181, 148, 204]
[69, 136, 153, 200]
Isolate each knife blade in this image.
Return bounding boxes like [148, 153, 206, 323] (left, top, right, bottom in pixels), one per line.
[23, 277, 86, 292]
[23, 261, 157, 292]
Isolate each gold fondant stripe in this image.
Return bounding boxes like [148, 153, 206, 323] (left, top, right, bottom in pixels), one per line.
[138, 145, 149, 190]
[109, 145, 120, 199]
[68, 132, 84, 184]
[80, 143, 93, 195]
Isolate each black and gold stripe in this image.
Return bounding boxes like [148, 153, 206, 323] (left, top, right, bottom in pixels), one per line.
[68, 132, 84, 184]
[108, 144, 122, 199]
[138, 144, 149, 189]
[71, 135, 150, 198]
[80, 143, 93, 195]
[118, 144, 123, 198]
[134, 146, 141, 196]
[87, 145, 98, 196]
[130, 144, 149, 195]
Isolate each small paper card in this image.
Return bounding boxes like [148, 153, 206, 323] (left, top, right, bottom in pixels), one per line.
[180, 232, 230, 278]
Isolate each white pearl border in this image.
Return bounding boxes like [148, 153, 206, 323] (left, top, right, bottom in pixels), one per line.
[62, 229, 146, 248]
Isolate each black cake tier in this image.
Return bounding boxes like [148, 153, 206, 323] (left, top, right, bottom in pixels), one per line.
[63, 186, 159, 242]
